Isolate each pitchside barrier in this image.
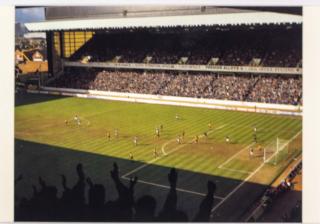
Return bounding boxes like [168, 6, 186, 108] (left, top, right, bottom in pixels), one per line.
[28, 86, 302, 116]
[245, 157, 302, 222]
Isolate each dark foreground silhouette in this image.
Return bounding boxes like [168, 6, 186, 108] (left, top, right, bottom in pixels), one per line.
[15, 162, 216, 222]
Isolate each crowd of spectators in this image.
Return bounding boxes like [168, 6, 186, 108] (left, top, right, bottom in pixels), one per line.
[264, 162, 302, 208]
[282, 200, 302, 222]
[158, 72, 215, 98]
[69, 26, 302, 68]
[49, 68, 302, 105]
[211, 75, 258, 102]
[248, 162, 302, 222]
[247, 76, 302, 105]
[15, 163, 216, 221]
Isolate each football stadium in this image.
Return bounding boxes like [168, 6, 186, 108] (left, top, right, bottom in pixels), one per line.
[15, 6, 302, 222]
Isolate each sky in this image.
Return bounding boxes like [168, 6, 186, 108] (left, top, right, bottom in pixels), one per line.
[15, 7, 45, 24]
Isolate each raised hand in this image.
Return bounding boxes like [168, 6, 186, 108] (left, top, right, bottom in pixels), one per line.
[61, 174, 68, 190]
[207, 180, 216, 196]
[129, 176, 138, 190]
[193, 180, 216, 221]
[39, 176, 46, 188]
[110, 162, 119, 181]
[76, 163, 85, 180]
[87, 177, 94, 188]
[168, 168, 177, 188]
[110, 162, 137, 210]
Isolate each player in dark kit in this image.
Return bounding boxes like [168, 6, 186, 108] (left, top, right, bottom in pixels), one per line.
[195, 135, 199, 144]
[129, 152, 134, 161]
[253, 126, 258, 143]
[253, 133, 257, 143]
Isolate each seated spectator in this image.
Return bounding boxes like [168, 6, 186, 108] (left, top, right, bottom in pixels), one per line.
[48, 68, 302, 105]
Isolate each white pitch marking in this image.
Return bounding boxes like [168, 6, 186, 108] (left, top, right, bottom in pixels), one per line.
[122, 176, 225, 200]
[218, 167, 253, 175]
[217, 143, 255, 174]
[210, 130, 302, 217]
[244, 155, 302, 222]
[218, 143, 255, 169]
[161, 139, 176, 156]
[121, 143, 186, 178]
[160, 124, 226, 156]
[122, 124, 226, 178]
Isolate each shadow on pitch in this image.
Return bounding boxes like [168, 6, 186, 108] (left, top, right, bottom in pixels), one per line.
[15, 92, 70, 107]
[14, 139, 301, 222]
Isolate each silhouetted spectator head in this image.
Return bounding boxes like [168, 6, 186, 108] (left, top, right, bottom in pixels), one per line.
[207, 180, 216, 195]
[168, 168, 178, 188]
[88, 183, 106, 207]
[134, 195, 157, 221]
[173, 210, 189, 222]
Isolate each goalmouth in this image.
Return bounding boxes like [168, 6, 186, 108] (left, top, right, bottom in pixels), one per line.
[263, 133, 302, 166]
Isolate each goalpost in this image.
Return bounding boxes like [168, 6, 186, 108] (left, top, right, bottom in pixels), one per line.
[263, 137, 290, 165]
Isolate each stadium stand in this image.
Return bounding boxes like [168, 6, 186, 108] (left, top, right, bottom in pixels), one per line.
[68, 25, 302, 68]
[19, 7, 302, 222]
[48, 68, 302, 105]
[36, 24, 302, 106]
[24, 7, 302, 108]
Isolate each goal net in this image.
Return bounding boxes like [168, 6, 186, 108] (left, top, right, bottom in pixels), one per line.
[263, 138, 290, 165]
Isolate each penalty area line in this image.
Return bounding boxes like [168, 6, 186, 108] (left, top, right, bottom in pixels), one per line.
[121, 143, 187, 178]
[218, 143, 255, 169]
[122, 124, 226, 178]
[218, 167, 253, 175]
[121, 176, 225, 200]
[161, 124, 226, 156]
[210, 130, 302, 217]
[217, 143, 255, 175]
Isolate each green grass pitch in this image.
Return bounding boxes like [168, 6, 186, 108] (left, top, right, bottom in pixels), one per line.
[14, 93, 302, 221]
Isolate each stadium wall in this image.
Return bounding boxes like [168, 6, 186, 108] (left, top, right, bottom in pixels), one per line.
[29, 86, 302, 116]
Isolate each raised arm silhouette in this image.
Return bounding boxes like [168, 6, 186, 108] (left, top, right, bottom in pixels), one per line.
[193, 180, 216, 222]
[109, 162, 138, 221]
[16, 161, 219, 222]
[157, 168, 188, 222]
